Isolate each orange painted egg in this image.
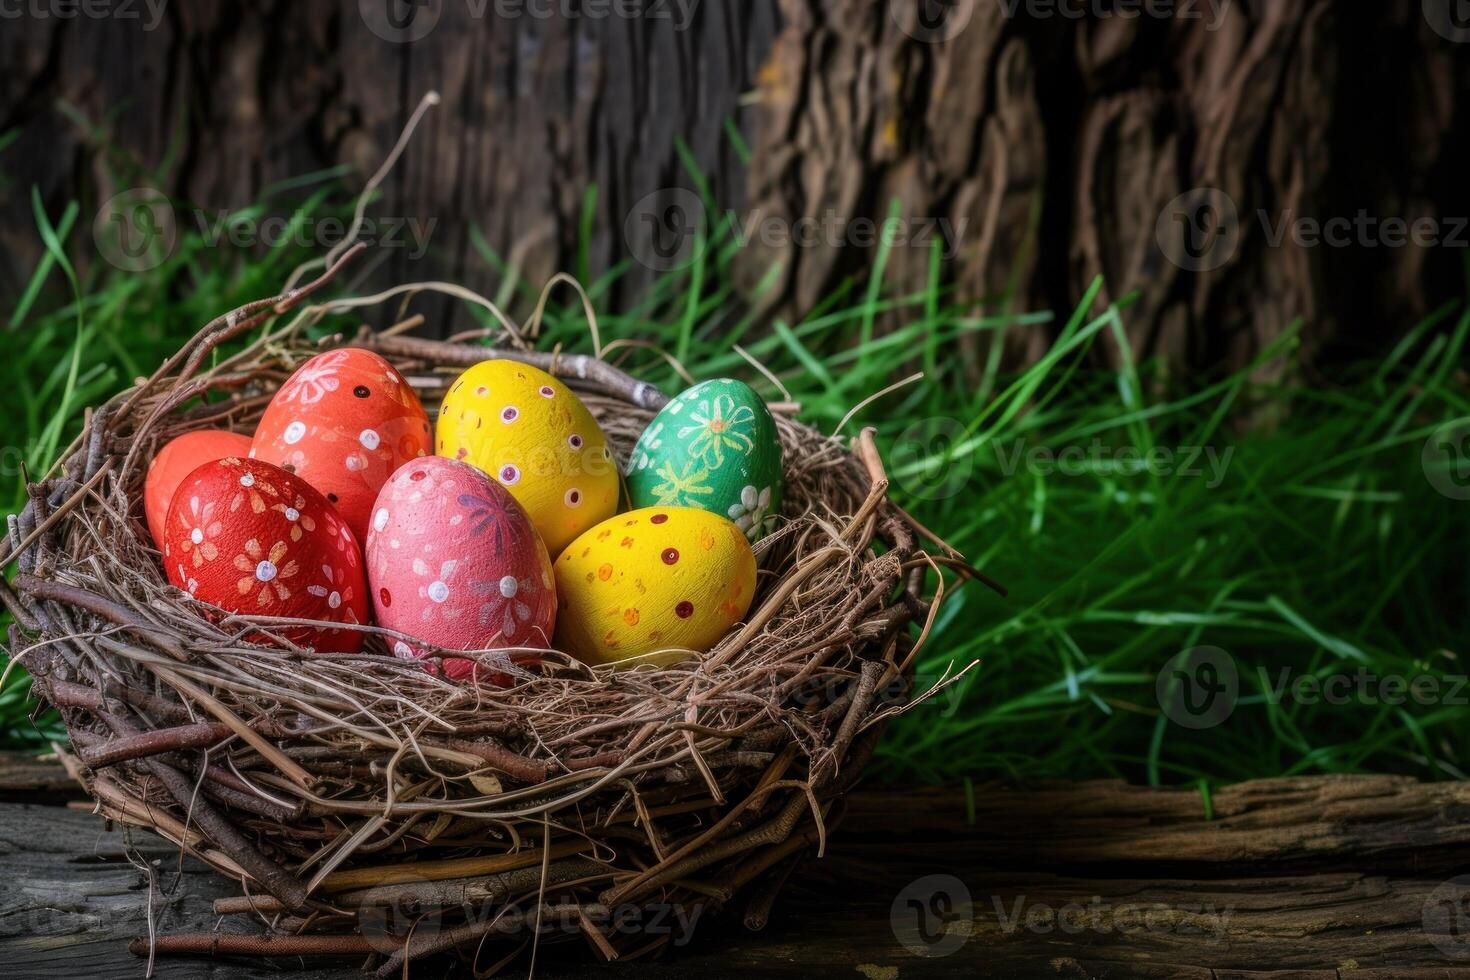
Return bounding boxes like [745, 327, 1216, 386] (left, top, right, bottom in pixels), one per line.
[161, 457, 368, 652]
[436, 360, 619, 557]
[251, 348, 431, 542]
[366, 457, 556, 681]
[144, 430, 253, 549]
[553, 507, 756, 666]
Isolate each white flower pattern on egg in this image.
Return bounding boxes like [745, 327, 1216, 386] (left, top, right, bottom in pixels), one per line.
[624, 379, 783, 542]
[728, 485, 776, 541]
[413, 558, 461, 619]
[472, 573, 538, 640]
[275, 349, 349, 406]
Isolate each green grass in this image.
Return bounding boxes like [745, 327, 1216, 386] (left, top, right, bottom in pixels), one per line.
[3, 168, 1468, 792]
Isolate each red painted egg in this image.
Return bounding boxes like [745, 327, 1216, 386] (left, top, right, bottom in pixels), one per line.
[162, 457, 369, 653]
[144, 430, 253, 549]
[366, 456, 556, 681]
[251, 348, 431, 543]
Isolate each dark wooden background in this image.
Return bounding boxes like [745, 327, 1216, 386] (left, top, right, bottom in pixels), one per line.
[2, 1, 1467, 373]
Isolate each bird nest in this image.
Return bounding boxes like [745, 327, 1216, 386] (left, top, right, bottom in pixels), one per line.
[2, 267, 966, 974]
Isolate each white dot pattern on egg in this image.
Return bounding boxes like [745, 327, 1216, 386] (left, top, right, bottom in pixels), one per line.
[366, 456, 558, 680]
[436, 360, 619, 557]
[251, 348, 434, 545]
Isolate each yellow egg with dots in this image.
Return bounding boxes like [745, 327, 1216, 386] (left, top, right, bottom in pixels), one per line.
[437, 360, 618, 556]
[554, 507, 757, 667]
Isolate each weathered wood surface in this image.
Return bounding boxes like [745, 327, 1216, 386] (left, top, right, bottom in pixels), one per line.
[3, 769, 1470, 977]
[0, 750, 78, 803]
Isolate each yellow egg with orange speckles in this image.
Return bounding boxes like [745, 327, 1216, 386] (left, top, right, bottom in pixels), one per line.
[553, 507, 757, 666]
[437, 360, 619, 556]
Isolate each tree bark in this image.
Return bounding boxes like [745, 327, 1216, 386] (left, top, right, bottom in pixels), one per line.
[741, 0, 1469, 375]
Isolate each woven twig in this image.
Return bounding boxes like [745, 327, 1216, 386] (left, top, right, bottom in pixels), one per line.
[4, 277, 956, 970]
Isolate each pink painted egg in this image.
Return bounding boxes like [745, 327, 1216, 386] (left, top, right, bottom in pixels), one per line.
[162, 457, 369, 652]
[144, 430, 253, 550]
[366, 456, 556, 681]
[251, 348, 432, 543]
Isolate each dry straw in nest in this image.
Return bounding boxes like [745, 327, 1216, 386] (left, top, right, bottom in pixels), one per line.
[2, 255, 982, 973]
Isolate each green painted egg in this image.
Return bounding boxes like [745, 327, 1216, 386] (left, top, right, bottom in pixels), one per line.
[625, 379, 783, 542]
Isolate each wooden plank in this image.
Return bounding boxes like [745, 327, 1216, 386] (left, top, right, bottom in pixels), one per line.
[0, 751, 81, 803]
[2, 773, 1470, 977]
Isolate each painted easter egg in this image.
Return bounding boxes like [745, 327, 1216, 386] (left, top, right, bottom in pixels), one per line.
[553, 507, 757, 666]
[366, 457, 556, 681]
[161, 457, 368, 652]
[144, 430, 253, 549]
[436, 360, 618, 557]
[252, 348, 432, 543]
[624, 379, 783, 542]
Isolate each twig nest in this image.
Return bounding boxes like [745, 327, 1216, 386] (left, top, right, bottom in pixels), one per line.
[10, 308, 952, 969]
